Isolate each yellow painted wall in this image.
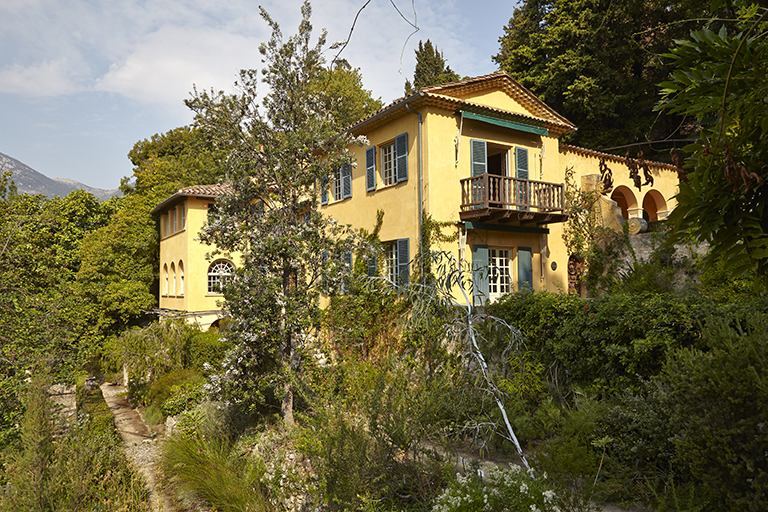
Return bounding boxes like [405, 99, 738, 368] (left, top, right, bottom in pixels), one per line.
[158, 196, 240, 329]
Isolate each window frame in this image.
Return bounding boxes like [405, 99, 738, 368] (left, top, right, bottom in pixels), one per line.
[207, 259, 235, 295]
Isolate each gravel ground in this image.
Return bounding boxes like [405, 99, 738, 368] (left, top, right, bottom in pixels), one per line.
[100, 382, 176, 512]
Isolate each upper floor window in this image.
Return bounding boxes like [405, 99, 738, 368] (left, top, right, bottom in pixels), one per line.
[381, 142, 396, 186]
[321, 164, 351, 205]
[207, 260, 235, 294]
[365, 132, 408, 192]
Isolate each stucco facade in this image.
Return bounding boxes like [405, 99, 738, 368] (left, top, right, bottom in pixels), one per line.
[151, 184, 240, 329]
[153, 73, 679, 314]
[321, 73, 679, 303]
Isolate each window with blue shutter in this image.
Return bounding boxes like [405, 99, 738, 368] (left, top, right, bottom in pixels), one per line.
[518, 246, 533, 291]
[472, 244, 489, 305]
[367, 256, 377, 277]
[341, 164, 352, 199]
[395, 133, 408, 183]
[366, 146, 376, 191]
[397, 238, 409, 286]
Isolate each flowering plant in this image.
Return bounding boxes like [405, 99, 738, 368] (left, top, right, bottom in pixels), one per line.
[431, 463, 562, 512]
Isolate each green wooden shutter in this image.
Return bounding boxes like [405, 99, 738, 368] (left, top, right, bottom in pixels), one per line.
[366, 146, 376, 191]
[342, 164, 352, 199]
[518, 247, 533, 291]
[515, 147, 529, 179]
[515, 147, 529, 210]
[472, 244, 489, 305]
[471, 139, 487, 177]
[395, 133, 408, 183]
[397, 238, 409, 286]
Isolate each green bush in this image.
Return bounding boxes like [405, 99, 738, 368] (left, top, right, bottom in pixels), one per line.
[188, 329, 229, 373]
[659, 313, 768, 511]
[1, 378, 149, 512]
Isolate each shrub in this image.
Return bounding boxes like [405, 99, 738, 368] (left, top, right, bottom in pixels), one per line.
[659, 313, 768, 511]
[188, 329, 229, 373]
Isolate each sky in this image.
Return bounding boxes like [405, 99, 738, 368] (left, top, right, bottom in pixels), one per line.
[0, 0, 519, 191]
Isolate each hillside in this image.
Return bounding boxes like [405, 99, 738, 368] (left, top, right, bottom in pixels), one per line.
[0, 151, 120, 200]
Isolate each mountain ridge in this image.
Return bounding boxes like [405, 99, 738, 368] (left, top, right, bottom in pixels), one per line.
[0, 151, 121, 200]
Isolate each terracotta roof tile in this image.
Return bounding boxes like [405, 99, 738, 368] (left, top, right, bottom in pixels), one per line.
[559, 144, 678, 170]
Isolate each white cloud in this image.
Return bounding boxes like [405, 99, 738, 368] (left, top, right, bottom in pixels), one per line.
[0, 58, 85, 97]
[94, 26, 262, 116]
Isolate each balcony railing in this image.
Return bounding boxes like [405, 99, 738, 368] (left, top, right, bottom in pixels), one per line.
[460, 174, 565, 212]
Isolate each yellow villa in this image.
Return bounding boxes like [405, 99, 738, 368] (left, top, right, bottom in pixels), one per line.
[151, 183, 239, 329]
[153, 72, 679, 322]
[320, 72, 679, 302]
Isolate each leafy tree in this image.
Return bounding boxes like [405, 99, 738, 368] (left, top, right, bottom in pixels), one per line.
[0, 189, 114, 448]
[658, 2, 768, 279]
[310, 60, 383, 130]
[77, 126, 229, 337]
[493, 0, 706, 153]
[186, 1, 362, 424]
[404, 39, 461, 95]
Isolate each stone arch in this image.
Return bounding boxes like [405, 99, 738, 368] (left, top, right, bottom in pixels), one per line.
[170, 262, 176, 295]
[642, 189, 668, 222]
[610, 186, 638, 220]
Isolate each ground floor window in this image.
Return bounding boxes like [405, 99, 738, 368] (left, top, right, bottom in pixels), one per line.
[488, 248, 512, 302]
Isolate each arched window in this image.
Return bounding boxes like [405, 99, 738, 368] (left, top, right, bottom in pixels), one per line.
[208, 260, 235, 294]
[170, 262, 176, 295]
[179, 261, 184, 296]
[163, 264, 169, 295]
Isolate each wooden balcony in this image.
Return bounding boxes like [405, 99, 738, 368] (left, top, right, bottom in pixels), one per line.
[459, 174, 568, 225]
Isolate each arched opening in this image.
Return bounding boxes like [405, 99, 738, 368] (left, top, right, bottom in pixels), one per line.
[642, 190, 668, 222]
[170, 262, 176, 295]
[610, 186, 638, 220]
[179, 261, 184, 296]
[208, 260, 235, 294]
[163, 264, 169, 295]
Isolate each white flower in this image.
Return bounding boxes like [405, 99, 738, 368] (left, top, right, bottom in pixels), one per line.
[520, 482, 528, 493]
[530, 505, 540, 512]
[543, 489, 556, 504]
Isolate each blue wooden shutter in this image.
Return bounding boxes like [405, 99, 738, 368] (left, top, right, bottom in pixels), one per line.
[397, 238, 409, 286]
[518, 247, 533, 291]
[366, 146, 376, 191]
[342, 164, 352, 199]
[472, 244, 489, 305]
[395, 133, 408, 183]
[367, 256, 377, 277]
[471, 139, 487, 177]
[320, 177, 328, 205]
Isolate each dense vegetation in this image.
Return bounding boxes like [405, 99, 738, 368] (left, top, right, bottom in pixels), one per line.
[2, 1, 767, 510]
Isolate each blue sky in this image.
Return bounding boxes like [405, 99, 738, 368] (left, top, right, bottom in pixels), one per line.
[0, 0, 519, 190]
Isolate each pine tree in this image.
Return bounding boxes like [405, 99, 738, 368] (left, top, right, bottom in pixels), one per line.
[404, 39, 461, 95]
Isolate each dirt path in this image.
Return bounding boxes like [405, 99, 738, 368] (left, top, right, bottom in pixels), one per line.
[100, 383, 175, 512]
